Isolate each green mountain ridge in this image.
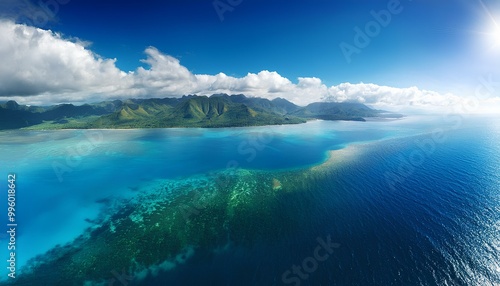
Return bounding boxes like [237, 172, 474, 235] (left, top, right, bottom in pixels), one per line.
[290, 102, 400, 121]
[0, 95, 402, 130]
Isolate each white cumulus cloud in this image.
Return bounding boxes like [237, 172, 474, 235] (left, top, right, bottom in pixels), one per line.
[323, 83, 468, 112]
[1, 20, 498, 113]
[0, 20, 127, 99]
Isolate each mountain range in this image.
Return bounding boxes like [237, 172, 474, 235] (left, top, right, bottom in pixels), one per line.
[0, 94, 402, 130]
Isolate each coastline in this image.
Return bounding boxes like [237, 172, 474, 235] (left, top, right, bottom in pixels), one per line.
[6, 116, 402, 132]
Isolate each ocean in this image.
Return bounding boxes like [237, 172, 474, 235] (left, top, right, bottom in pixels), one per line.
[0, 115, 498, 285]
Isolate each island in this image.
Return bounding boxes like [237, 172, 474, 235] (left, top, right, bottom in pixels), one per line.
[0, 94, 402, 130]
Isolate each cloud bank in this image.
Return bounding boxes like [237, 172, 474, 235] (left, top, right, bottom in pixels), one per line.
[1, 20, 498, 113]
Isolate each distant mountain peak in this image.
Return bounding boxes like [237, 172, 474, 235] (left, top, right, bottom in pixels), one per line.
[0, 94, 402, 130]
[5, 100, 20, 110]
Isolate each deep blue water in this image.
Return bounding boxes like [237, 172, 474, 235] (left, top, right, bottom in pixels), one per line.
[0, 115, 499, 285]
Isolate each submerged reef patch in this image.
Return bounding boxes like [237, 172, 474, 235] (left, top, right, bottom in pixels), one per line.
[12, 146, 362, 285]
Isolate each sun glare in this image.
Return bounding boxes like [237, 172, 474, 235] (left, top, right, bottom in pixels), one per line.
[485, 19, 500, 49]
[490, 26, 500, 48]
[479, 0, 500, 50]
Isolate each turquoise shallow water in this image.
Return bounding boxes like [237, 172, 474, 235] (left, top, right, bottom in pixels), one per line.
[0, 115, 499, 285]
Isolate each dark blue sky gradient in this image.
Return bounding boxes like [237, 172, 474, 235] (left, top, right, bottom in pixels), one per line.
[11, 0, 500, 95]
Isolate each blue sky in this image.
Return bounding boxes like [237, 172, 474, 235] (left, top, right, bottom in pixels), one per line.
[48, 0, 490, 85]
[1, 0, 500, 111]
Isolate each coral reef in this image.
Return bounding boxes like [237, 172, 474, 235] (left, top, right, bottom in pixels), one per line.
[12, 147, 359, 285]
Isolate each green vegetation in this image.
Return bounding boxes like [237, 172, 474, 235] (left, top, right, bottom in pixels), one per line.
[23, 116, 102, 130]
[89, 96, 306, 128]
[290, 102, 402, 121]
[0, 94, 402, 130]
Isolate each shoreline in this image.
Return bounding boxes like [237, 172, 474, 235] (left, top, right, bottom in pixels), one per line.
[5, 116, 403, 132]
[15, 120, 314, 132]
